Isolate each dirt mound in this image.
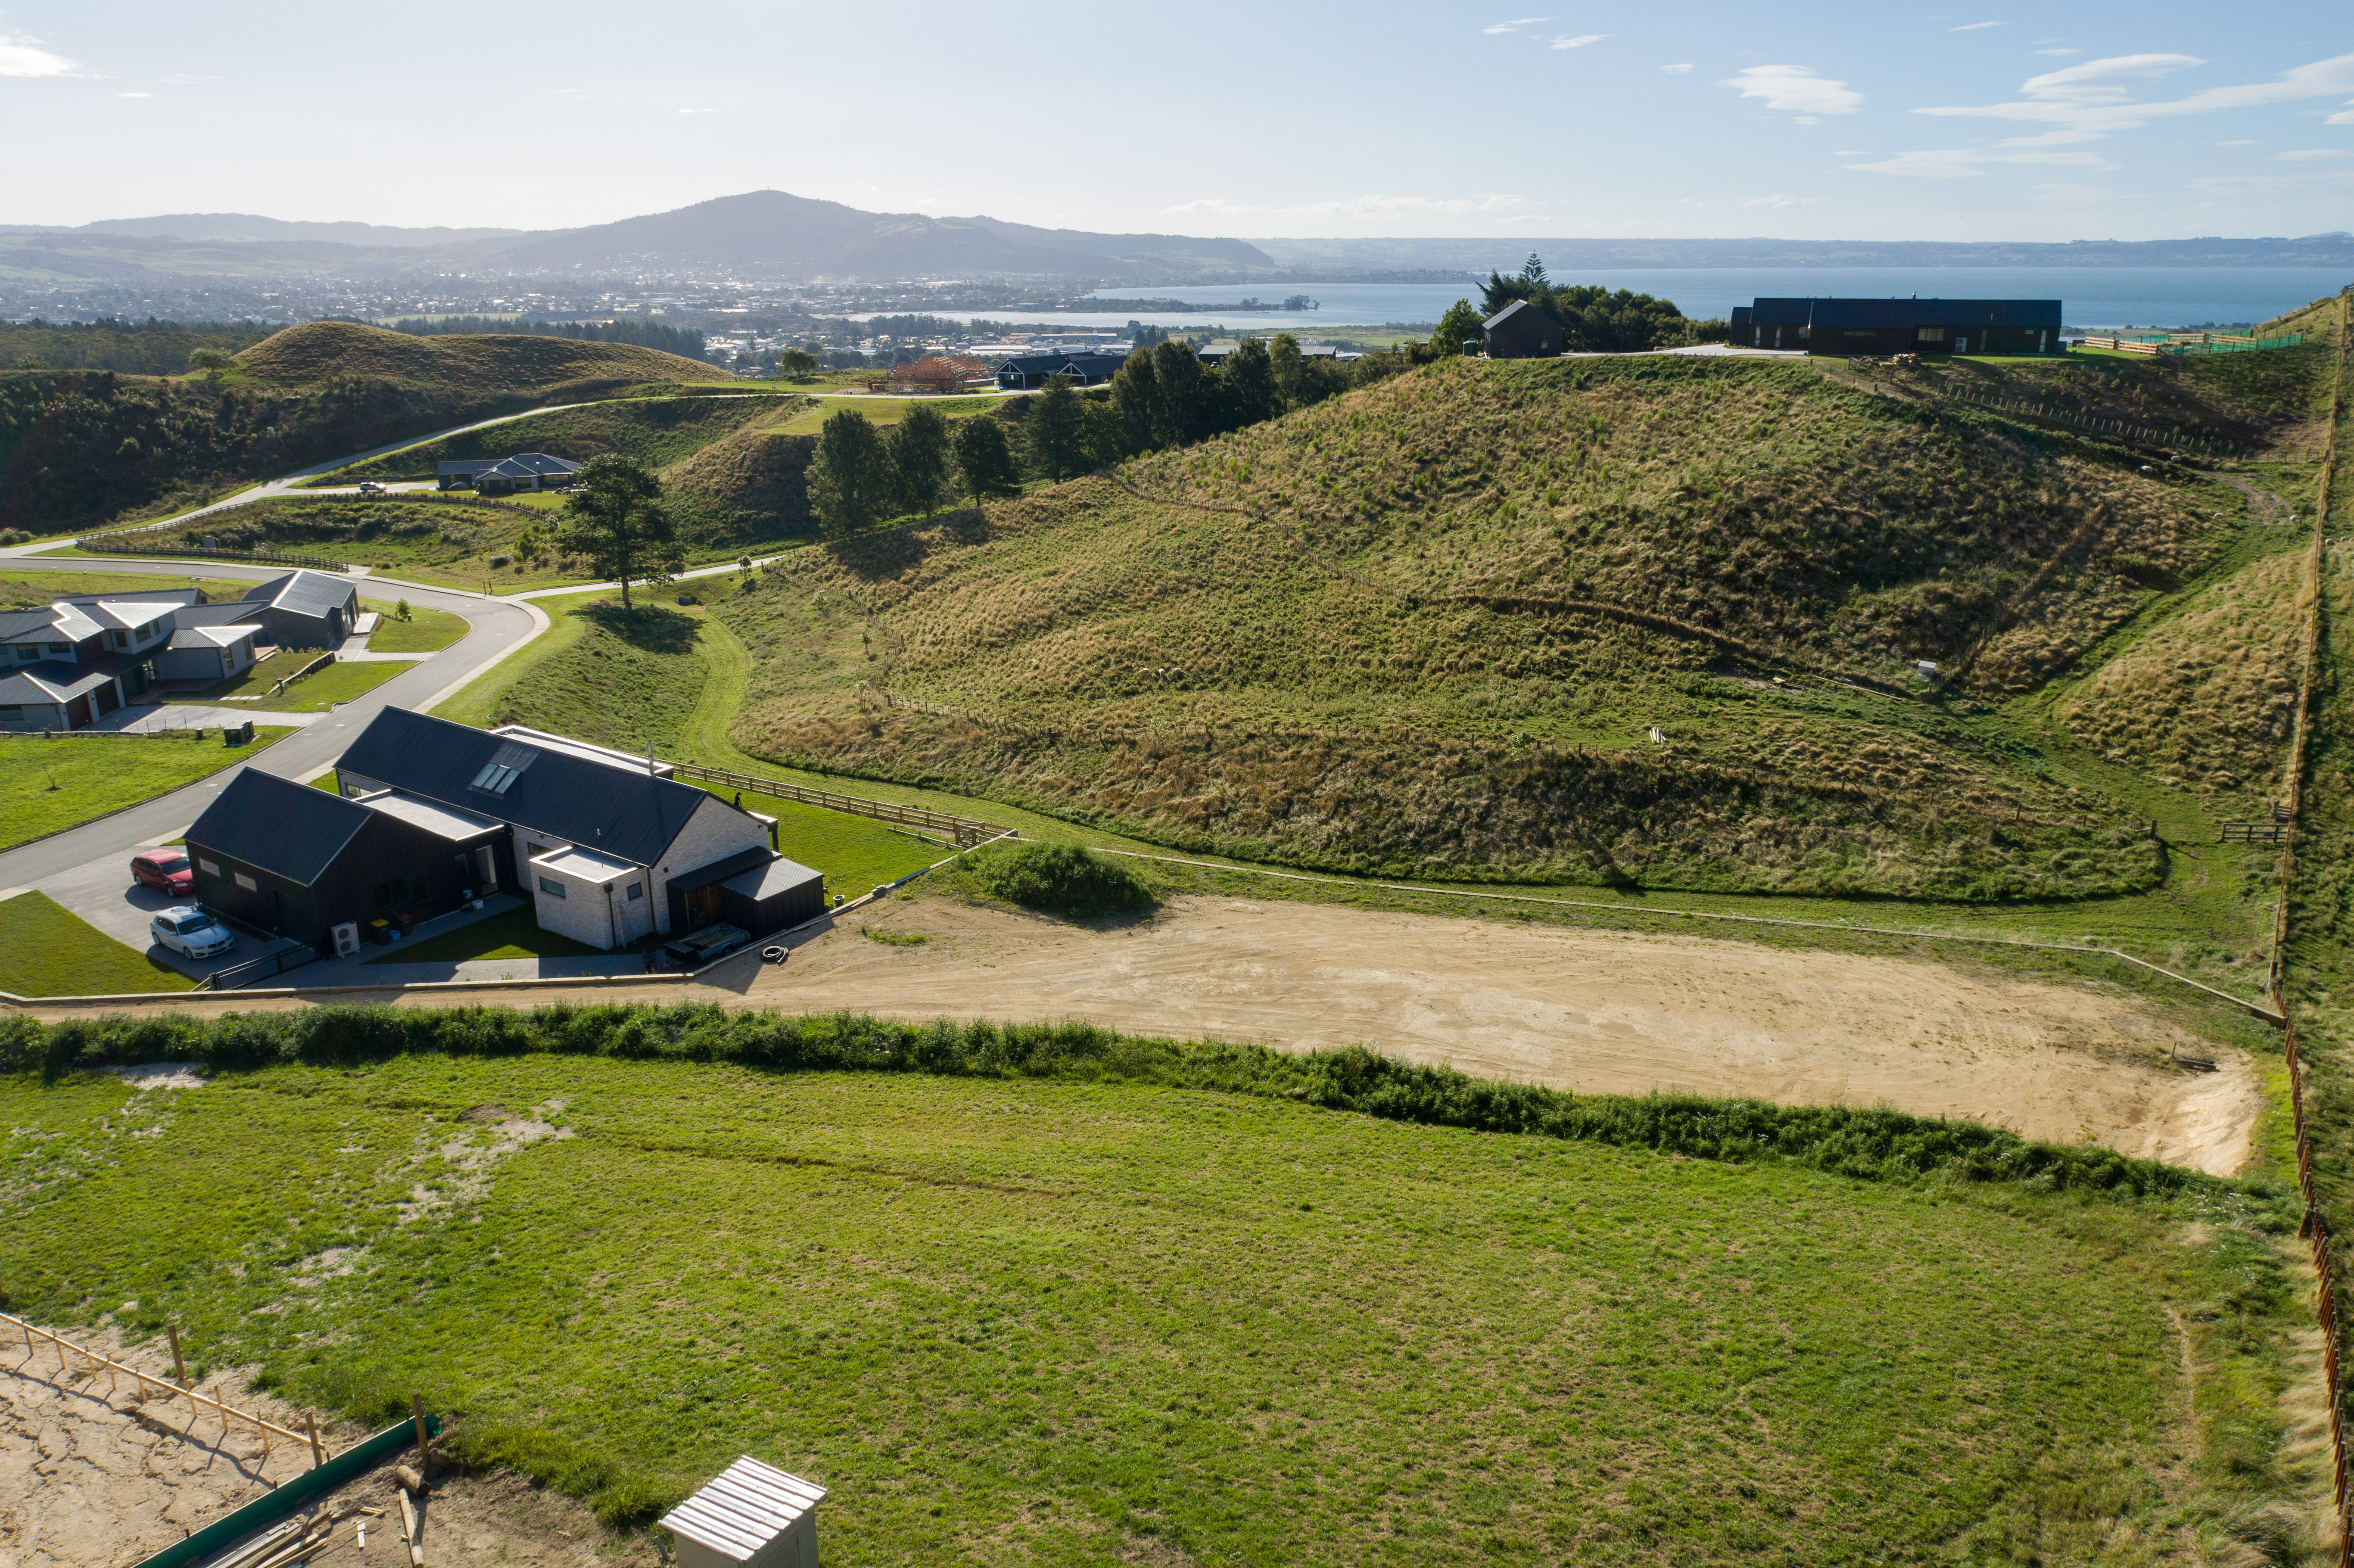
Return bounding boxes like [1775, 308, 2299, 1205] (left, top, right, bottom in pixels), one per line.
[236, 322, 735, 392]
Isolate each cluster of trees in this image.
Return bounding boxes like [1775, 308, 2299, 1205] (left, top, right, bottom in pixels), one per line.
[1469, 255, 1728, 352]
[382, 316, 707, 357]
[2, 317, 272, 376]
[808, 404, 1020, 536]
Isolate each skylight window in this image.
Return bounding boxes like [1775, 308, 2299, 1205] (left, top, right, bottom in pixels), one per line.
[469, 762, 522, 794]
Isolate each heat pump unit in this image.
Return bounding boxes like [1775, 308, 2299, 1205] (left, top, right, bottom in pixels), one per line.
[332, 921, 361, 958]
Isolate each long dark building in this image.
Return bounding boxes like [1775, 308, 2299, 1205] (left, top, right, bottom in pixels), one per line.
[1731, 298, 2062, 356]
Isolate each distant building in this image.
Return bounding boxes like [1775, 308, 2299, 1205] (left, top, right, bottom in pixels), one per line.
[1482, 300, 1563, 359]
[1731, 298, 2063, 356]
[435, 452, 583, 494]
[993, 351, 1128, 390]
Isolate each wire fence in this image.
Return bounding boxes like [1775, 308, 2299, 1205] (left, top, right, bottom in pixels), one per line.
[1935, 383, 2253, 457]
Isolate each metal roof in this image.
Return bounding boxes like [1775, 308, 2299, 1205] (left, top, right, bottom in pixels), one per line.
[187, 771, 373, 886]
[361, 792, 506, 842]
[88, 599, 181, 632]
[334, 706, 716, 868]
[489, 725, 676, 776]
[243, 570, 357, 622]
[659, 1457, 826, 1563]
[0, 608, 62, 641]
[0, 660, 117, 704]
[1747, 297, 2063, 330]
[1482, 299, 1545, 330]
[532, 843, 638, 881]
[665, 845, 774, 896]
[168, 623, 261, 650]
[721, 856, 822, 899]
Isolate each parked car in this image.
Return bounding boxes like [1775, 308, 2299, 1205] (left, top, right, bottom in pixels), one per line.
[129, 849, 194, 896]
[661, 924, 750, 971]
[150, 906, 236, 960]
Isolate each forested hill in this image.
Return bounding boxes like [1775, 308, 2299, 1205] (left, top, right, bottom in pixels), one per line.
[0, 318, 274, 376]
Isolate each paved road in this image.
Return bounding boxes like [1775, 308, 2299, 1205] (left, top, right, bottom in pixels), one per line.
[0, 558, 538, 893]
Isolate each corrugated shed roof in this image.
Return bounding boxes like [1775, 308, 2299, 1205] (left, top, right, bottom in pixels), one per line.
[721, 856, 822, 899]
[659, 1457, 826, 1563]
[187, 771, 373, 886]
[665, 845, 773, 896]
[333, 706, 712, 868]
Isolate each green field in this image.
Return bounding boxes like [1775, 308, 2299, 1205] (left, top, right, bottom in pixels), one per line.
[161, 654, 409, 712]
[1, 567, 257, 608]
[0, 1012, 2311, 1564]
[0, 891, 193, 995]
[0, 729, 291, 848]
[360, 599, 469, 653]
[329, 395, 791, 484]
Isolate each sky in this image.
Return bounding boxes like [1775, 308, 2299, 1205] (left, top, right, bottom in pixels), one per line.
[0, 0, 2350, 242]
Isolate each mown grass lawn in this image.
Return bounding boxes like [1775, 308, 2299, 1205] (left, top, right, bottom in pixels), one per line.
[1, 568, 256, 608]
[361, 599, 469, 653]
[362, 903, 620, 965]
[162, 654, 410, 712]
[0, 1050, 2307, 1566]
[0, 891, 192, 994]
[0, 730, 292, 849]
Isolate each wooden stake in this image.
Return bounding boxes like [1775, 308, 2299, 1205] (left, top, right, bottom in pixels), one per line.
[399, 1490, 425, 1567]
[410, 1393, 432, 1468]
[168, 1324, 186, 1384]
[307, 1412, 325, 1468]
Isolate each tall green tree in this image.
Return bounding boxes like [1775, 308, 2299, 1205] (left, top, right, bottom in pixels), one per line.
[1107, 348, 1159, 455]
[808, 408, 891, 538]
[950, 413, 1021, 505]
[1146, 339, 1208, 447]
[1021, 374, 1090, 481]
[559, 455, 683, 610]
[1435, 299, 1485, 357]
[885, 403, 952, 517]
[1219, 337, 1277, 428]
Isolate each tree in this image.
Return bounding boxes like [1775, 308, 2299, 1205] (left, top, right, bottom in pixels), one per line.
[776, 347, 820, 378]
[1146, 339, 1208, 448]
[808, 408, 891, 537]
[1021, 374, 1090, 482]
[950, 414, 1021, 505]
[1218, 337, 1277, 430]
[560, 455, 684, 610]
[187, 346, 232, 384]
[885, 403, 952, 517]
[1435, 299, 1485, 358]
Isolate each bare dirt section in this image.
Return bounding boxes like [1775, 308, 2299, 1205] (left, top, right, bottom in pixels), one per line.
[12, 894, 2263, 1176]
[0, 1328, 637, 1568]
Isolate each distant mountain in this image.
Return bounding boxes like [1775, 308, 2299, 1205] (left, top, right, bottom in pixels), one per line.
[71, 214, 526, 246]
[469, 190, 1277, 280]
[1252, 235, 2354, 274]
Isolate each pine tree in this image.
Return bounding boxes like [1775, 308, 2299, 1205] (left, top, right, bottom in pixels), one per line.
[1021, 375, 1089, 481]
[809, 408, 891, 538]
[885, 403, 952, 517]
[950, 415, 1020, 505]
[558, 455, 683, 610]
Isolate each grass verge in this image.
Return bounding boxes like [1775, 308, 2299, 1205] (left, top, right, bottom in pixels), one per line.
[360, 600, 469, 653]
[162, 656, 409, 712]
[0, 892, 193, 995]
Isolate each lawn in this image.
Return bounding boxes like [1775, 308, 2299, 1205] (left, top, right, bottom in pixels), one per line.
[1, 568, 257, 608]
[710, 786, 947, 893]
[362, 903, 622, 965]
[0, 730, 292, 849]
[0, 1025, 2310, 1565]
[360, 599, 469, 653]
[0, 891, 193, 995]
[772, 393, 999, 435]
[162, 654, 411, 712]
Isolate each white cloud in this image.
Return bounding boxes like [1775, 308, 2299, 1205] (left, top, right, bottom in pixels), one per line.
[1719, 64, 1863, 117]
[1483, 16, 1547, 33]
[2276, 148, 2352, 160]
[1914, 50, 2354, 141]
[117, 90, 148, 98]
[1165, 193, 1530, 221]
[1950, 20, 2005, 31]
[678, 107, 717, 114]
[1741, 193, 1824, 208]
[1661, 62, 1693, 73]
[0, 32, 81, 77]
[2033, 49, 2080, 57]
[2329, 106, 2354, 124]
[2217, 138, 2258, 145]
[1847, 147, 2110, 178]
[1549, 33, 1605, 49]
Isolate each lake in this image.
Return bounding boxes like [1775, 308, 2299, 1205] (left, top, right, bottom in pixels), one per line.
[1047, 268, 2351, 332]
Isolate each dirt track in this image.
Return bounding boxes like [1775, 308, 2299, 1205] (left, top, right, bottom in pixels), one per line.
[27, 894, 2264, 1176]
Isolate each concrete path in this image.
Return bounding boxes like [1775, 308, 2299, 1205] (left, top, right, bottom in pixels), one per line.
[289, 894, 656, 988]
[20, 844, 305, 983]
[97, 703, 333, 731]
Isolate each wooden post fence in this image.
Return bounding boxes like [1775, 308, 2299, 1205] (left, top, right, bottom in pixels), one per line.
[2, 1311, 329, 1465]
[659, 757, 1006, 848]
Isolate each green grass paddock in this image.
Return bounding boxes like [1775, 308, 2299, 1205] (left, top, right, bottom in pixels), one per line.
[0, 892, 192, 995]
[0, 729, 292, 849]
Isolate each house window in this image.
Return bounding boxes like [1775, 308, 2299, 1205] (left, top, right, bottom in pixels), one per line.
[1918, 327, 1946, 342]
[524, 841, 549, 859]
[48, 642, 69, 654]
[371, 877, 412, 909]
[627, 884, 643, 900]
[0, 705, 18, 718]
[234, 872, 257, 890]
[537, 877, 567, 898]
[199, 857, 220, 875]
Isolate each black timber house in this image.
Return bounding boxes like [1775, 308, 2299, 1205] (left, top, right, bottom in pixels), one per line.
[1731, 298, 2063, 356]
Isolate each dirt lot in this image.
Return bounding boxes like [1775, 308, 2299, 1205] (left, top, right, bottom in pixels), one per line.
[19, 894, 2266, 1177]
[0, 1320, 636, 1568]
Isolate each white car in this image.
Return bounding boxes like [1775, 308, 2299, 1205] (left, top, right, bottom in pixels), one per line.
[151, 906, 237, 960]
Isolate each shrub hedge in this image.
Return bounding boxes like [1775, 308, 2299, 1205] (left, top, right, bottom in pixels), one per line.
[0, 1004, 2217, 1198]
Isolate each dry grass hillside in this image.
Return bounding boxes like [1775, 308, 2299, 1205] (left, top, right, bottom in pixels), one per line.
[234, 321, 736, 393]
[708, 357, 2249, 895]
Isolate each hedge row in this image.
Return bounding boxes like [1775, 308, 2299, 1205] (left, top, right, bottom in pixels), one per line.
[0, 1004, 2211, 1197]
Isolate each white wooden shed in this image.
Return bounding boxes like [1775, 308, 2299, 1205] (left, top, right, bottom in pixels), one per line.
[660, 1456, 827, 1568]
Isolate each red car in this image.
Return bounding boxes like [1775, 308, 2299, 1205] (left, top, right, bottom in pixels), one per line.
[130, 849, 194, 896]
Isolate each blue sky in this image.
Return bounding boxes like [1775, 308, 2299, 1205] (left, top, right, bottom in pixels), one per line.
[1, 0, 2349, 240]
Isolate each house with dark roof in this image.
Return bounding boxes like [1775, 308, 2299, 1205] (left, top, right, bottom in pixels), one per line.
[993, 351, 1128, 390]
[199, 706, 817, 954]
[435, 452, 583, 494]
[0, 591, 193, 730]
[1731, 298, 2063, 356]
[1482, 300, 1563, 360]
[180, 569, 359, 649]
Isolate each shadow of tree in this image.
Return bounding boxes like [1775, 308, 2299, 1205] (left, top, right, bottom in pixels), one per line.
[580, 601, 700, 653]
[823, 507, 991, 582]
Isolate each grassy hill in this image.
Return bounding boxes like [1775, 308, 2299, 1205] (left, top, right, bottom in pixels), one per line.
[330, 395, 787, 482]
[0, 1011, 2315, 1565]
[232, 320, 736, 393]
[701, 355, 2256, 895]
